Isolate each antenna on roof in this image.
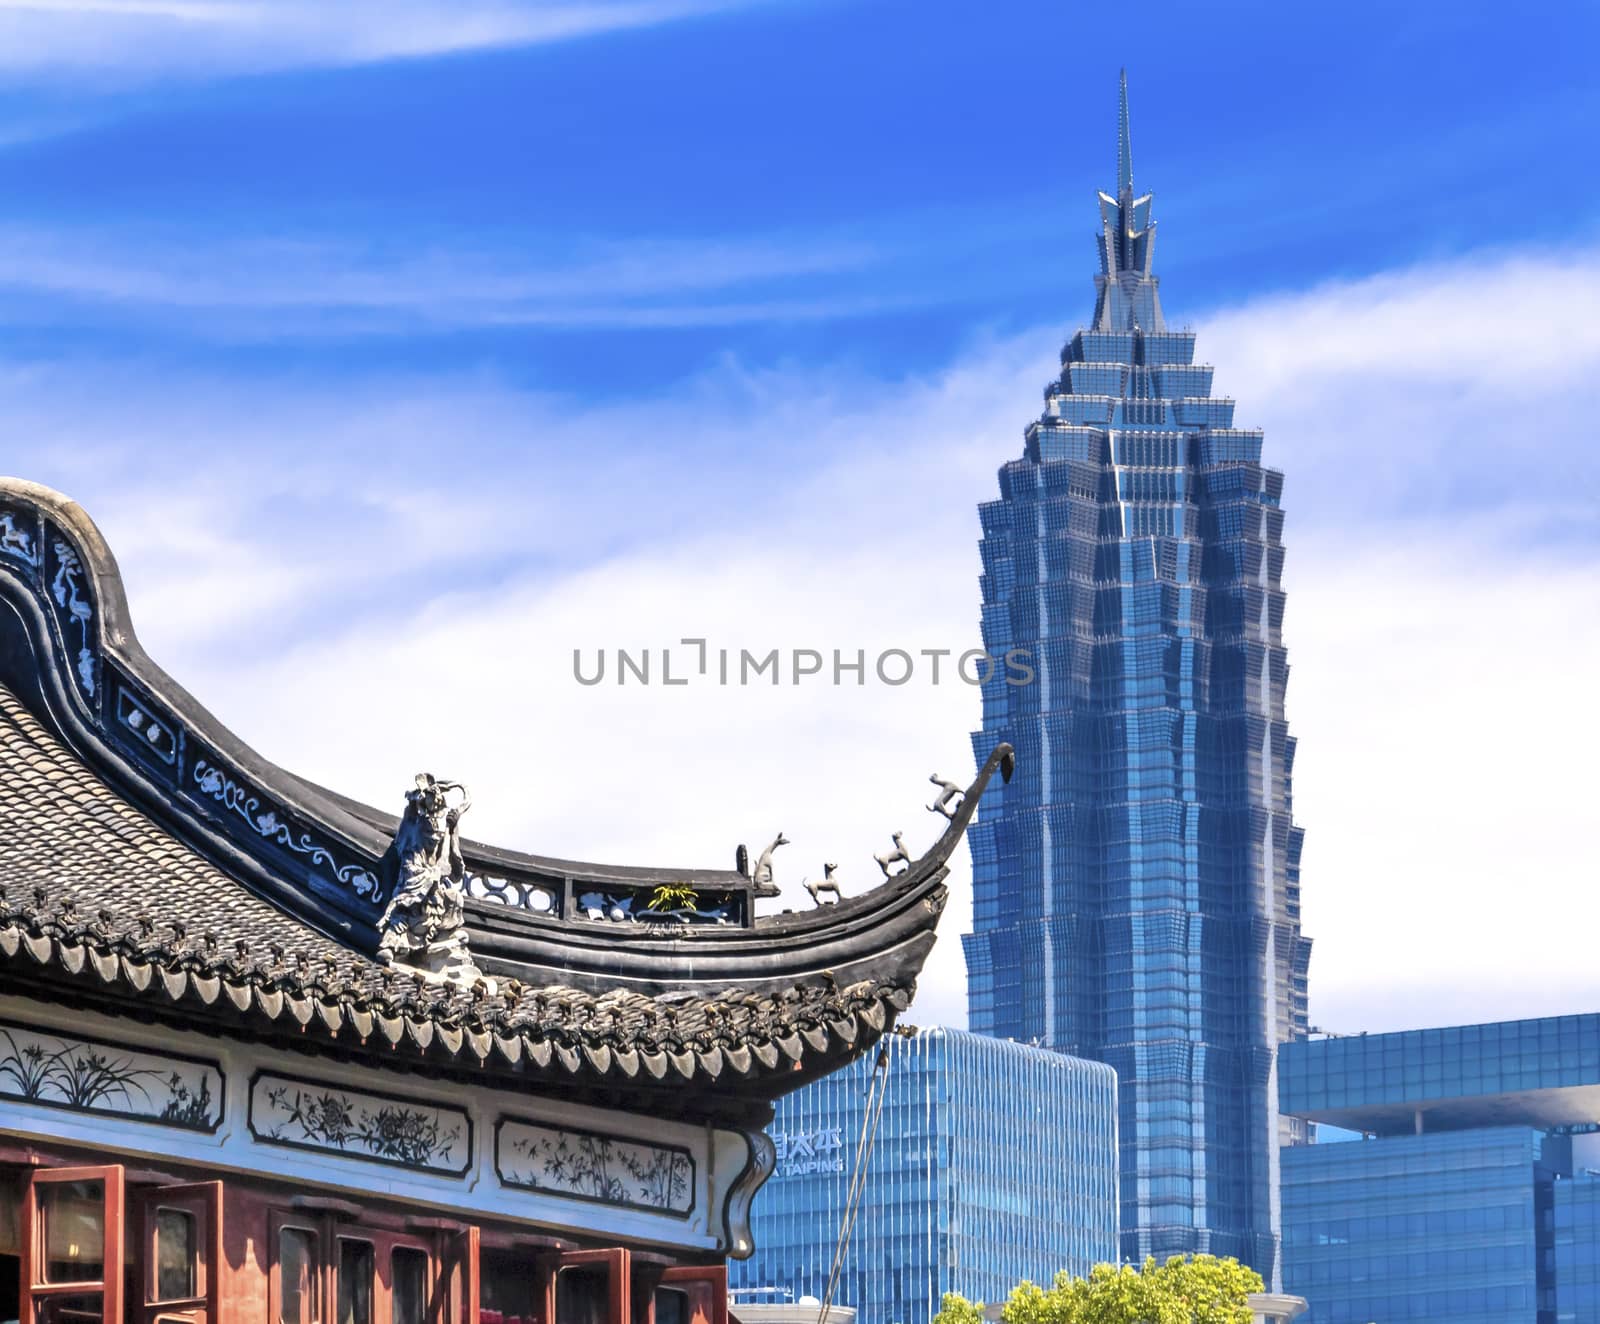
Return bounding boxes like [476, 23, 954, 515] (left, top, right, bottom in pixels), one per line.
[1117, 68, 1134, 198]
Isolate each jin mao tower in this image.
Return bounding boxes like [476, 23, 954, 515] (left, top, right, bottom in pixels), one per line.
[962, 72, 1312, 1281]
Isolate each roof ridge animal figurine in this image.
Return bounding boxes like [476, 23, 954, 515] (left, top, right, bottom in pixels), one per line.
[927, 774, 964, 821]
[873, 832, 910, 878]
[804, 863, 844, 907]
[737, 830, 789, 898]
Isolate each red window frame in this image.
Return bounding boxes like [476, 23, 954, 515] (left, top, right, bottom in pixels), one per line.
[442, 1224, 479, 1324]
[654, 1266, 727, 1324]
[20, 1164, 125, 1324]
[269, 1210, 327, 1324]
[541, 1248, 630, 1324]
[372, 1229, 438, 1324]
[270, 1211, 469, 1324]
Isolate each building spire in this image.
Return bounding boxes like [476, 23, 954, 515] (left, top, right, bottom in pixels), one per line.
[1091, 68, 1163, 332]
[1117, 68, 1133, 197]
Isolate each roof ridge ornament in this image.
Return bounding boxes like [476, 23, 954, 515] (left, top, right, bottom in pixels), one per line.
[377, 773, 481, 984]
[736, 830, 788, 899]
[803, 863, 844, 908]
[872, 831, 911, 879]
[926, 773, 964, 821]
[0, 474, 1018, 1016]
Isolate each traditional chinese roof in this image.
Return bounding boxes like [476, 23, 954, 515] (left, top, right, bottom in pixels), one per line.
[0, 477, 1008, 1124]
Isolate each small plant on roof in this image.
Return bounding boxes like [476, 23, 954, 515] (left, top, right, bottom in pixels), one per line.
[646, 882, 699, 912]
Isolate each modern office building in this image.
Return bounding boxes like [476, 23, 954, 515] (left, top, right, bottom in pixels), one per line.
[962, 70, 1310, 1280]
[1555, 1172, 1600, 1324]
[729, 1028, 1119, 1324]
[1279, 1013, 1600, 1323]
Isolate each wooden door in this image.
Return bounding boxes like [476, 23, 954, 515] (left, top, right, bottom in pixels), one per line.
[377, 1233, 436, 1324]
[137, 1181, 222, 1324]
[440, 1226, 478, 1324]
[20, 1165, 125, 1324]
[269, 1211, 326, 1324]
[540, 1249, 629, 1324]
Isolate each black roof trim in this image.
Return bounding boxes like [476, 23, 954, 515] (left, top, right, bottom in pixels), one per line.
[0, 477, 1006, 1010]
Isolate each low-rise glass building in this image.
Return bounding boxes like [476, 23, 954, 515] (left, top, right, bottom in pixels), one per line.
[730, 1028, 1119, 1324]
[1279, 1014, 1600, 1324]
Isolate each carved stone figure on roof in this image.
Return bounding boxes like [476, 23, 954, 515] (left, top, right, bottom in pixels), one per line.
[805, 863, 844, 906]
[736, 830, 788, 898]
[926, 773, 964, 821]
[377, 773, 474, 975]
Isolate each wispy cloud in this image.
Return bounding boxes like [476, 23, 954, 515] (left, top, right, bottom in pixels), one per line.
[0, 224, 897, 332]
[0, 0, 752, 79]
[11, 218, 1600, 354]
[3, 242, 1597, 1032]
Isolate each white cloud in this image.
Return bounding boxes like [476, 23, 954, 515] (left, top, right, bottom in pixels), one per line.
[0, 0, 750, 79]
[1289, 529, 1600, 1034]
[1201, 250, 1600, 530]
[3, 242, 1597, 1036]
[1204, 251, 1600, 391]
[1200, 249, 1600, 1032]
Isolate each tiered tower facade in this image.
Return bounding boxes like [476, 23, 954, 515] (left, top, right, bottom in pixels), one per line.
[962, 73, 1312, 1282]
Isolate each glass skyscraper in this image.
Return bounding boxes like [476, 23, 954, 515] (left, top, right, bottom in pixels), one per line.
[729, 1028, 1118, 1324]
[961, 71, 1311, 1281]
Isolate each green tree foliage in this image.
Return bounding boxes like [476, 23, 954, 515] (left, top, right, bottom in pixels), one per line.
[931, 1255, 1262, 1324]
[933, 1293, 987, 1324]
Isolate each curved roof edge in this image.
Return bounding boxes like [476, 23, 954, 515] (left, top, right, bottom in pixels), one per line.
[0, 477, 1009, 1004]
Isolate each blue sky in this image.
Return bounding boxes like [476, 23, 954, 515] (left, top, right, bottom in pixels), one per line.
[2, 0, 1598, 1033]
[2, 1, 1597, 387]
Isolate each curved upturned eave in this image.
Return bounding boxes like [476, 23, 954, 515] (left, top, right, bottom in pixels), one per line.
[0, 478, 776, 912]
[0, 477, 1010, 1005]
[462, 741, 1014, 996]
[469, 869, 947, 997]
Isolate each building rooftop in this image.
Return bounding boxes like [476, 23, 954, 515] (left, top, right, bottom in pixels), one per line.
[0, 475, 1011, 1124]
[1279, 1014, 1600, 1135]
[730, 1299, 855, 1324]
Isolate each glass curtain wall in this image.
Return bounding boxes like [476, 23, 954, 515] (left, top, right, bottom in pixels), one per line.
[730, 1029, 1118, 1324]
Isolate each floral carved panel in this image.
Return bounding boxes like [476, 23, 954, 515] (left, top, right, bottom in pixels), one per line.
[0, 1020, 222, 1131]
[248, 1071, 471, 1175]
[193, 760, 383, 903]
[46, 531, 97, 701]
[495, 1116, 695, 1217]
